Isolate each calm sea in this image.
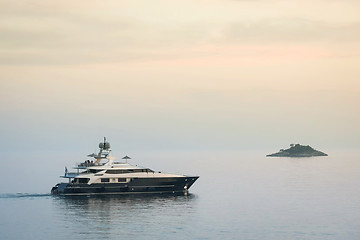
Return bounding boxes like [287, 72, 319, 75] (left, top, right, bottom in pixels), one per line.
[1, 151, 359, 240]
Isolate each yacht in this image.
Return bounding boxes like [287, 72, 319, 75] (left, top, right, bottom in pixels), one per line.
[51, 138, 199, 195]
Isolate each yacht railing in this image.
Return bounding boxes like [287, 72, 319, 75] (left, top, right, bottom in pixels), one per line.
[76, 162, 106, 167]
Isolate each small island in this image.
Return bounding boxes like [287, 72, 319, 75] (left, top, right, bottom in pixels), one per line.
[267, 144, 328, 157]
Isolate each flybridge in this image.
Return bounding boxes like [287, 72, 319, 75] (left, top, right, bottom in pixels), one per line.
[87, 137, 112, 165]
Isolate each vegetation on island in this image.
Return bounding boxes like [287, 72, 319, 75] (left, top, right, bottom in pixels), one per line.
[267, 144, 328, 157]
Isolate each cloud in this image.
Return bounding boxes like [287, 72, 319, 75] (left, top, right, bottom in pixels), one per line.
[1, 0, 360, 65]
[224, 18, 360, 43]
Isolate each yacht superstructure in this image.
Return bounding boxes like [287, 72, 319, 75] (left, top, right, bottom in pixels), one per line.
[51, 138, 199, 195]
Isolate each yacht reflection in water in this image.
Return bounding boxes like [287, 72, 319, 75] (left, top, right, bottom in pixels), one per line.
[52, 194, 198, 239]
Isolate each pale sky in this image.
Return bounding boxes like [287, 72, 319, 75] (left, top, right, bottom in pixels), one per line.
[1, 0, 360, 153]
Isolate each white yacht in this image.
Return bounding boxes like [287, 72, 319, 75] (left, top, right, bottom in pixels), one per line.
[51, 138, 199, 195]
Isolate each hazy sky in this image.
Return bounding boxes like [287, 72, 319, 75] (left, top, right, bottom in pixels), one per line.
[1, 0, 360, 154]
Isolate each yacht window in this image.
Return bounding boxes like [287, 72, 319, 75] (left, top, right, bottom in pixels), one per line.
[106, 170, 124, 174]
[101, 178, 110, 183]
[106, 169, 145, 174]
[78, 178, 89, 184]
[118, 178, 127, 183]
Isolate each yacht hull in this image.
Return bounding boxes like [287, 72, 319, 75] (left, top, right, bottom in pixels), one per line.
[51, 176, 198, 196]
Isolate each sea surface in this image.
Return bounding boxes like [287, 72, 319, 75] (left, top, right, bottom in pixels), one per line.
[1, 151, 359, 240]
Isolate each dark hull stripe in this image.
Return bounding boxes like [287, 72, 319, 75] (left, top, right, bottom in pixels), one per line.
[58, 191, 186, 196]
[68, 185, 175, 189]
[51, 176, 199, 195]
